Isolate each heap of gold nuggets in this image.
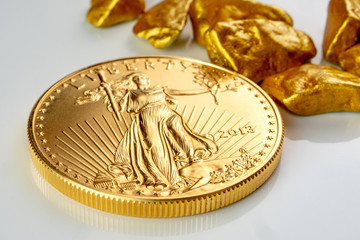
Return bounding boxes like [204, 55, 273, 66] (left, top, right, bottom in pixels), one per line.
[87, 0, 360, 115]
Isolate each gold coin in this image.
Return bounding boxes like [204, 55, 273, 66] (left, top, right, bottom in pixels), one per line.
[28, 56, 283, 217]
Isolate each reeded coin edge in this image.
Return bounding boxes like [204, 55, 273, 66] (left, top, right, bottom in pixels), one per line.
[28, 109, 283, 217]
[27, 56, 284, 217]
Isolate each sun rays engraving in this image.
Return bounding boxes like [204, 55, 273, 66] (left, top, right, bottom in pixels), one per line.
[53, 71, 264, 196]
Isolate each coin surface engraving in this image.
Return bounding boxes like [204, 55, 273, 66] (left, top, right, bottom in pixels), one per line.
[28, 56, 283, 217]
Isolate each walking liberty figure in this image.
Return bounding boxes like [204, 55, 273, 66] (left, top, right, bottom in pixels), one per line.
[105, 72, 219, 190]
[76, 70, 242, 192]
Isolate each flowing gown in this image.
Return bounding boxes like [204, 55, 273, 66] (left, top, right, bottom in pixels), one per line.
[114, 87, 217, 187]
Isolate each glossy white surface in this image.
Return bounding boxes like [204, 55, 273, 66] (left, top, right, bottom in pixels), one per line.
[1, 0, 359, 239]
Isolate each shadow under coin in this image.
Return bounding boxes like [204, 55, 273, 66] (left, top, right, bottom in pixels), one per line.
[280, 108, 360, 143]
[30, 158, 280, 236]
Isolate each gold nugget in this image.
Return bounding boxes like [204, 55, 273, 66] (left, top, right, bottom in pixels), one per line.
[261, 64, 360, 115]
[339, 44, 360, 76]
[205, 19, 316, 83]
[87, 0, 145, 27]
[133, 0, 193, 48]
[323, 0, 360, 64]
[189, 0, 293, 46]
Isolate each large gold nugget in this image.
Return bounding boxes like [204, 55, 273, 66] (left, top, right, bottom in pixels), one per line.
[189, 0, 293, 46]
[28, 56, 283, 217]
[133, 0, 193, 48]
[261, 64, 360, 115]
[323, 0, 360, 64]
[205, 19, 316, 83]
[87, 0, 145, 27]
[339, 44, 360, 76]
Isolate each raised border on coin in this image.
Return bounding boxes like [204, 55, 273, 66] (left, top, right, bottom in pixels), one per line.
[28, 56, 284, 217]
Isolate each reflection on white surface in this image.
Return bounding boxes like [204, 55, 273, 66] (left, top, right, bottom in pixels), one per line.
[31, 162, 218, 235]
[31, 159, 278, 236]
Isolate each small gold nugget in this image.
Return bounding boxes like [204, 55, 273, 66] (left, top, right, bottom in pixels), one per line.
[323, 0, 360, 64]
[339, 44, 360, 76]
[133, 0, 193, 48]
[261, 64, 360, 115]
[205, 19, 316, 83]
[87, 0, 145, 27]
[189, 0, 293, 46]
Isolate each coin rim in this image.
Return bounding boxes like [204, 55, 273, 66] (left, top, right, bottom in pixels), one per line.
[28, 56, 284, 217]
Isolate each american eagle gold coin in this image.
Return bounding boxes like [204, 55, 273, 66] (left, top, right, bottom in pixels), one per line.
[28, 56, 283, 217]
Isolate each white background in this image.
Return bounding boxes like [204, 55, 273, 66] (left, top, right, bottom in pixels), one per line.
[1, 0, 360, 239]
